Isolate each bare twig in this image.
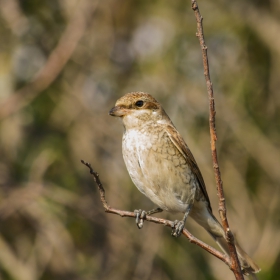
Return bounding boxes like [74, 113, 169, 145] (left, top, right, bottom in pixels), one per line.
[191, 1, 244, 279]
[81, 160, 231, 268]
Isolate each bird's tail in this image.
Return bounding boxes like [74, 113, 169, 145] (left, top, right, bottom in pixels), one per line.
[190, 206, 260, 275]
[214, 232, 260, 276]
[191, 206, 260, 276]
[205, 213, 261, 277]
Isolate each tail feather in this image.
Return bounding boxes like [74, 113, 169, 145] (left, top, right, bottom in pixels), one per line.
[190, 201, 260, 276]
[210, 226, 260, 276]
[235, 240, 261, 275]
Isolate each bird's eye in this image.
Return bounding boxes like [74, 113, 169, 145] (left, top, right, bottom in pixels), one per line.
[135, 100, 144, 107]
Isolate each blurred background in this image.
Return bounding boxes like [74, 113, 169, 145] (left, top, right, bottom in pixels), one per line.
[0, 0, 279, 279]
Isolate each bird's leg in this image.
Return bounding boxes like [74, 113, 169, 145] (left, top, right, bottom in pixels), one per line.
[171, 203, 193, 237]
[134, 207, 163, 229]
[146, 207, 163, 216]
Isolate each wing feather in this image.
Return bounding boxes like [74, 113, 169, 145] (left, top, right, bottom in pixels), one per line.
[165, 125, 212, 212]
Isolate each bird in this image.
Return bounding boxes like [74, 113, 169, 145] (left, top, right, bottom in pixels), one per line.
[109, 92, 260, 276]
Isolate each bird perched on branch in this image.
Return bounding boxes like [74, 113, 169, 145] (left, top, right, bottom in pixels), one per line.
[109, 92, 260, 276]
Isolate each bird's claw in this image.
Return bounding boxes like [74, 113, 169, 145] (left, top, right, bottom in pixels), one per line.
[134, 209, 146, 229]
[171, 220, 185, 237]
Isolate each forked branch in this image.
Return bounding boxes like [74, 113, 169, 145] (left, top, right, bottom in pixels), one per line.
[81, 160, 230, 267]
[81, 1, 244, 278]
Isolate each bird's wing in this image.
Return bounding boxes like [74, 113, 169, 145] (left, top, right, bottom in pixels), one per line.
[165, 124, 212, 212]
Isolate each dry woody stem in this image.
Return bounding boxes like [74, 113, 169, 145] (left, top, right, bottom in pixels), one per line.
[191, 1, 244, 279]
[81, 160, 230, 267]
[81, 1, 245, 278]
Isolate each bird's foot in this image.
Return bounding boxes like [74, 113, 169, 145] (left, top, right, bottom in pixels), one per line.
[171, 220, 185, 237]
[134, 209, 146, 229]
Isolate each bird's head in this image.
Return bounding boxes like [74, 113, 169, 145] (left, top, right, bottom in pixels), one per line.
[109, 92, 171, 129]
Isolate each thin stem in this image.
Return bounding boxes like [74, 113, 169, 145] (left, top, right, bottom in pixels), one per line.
[191, 1, 244, 279]
[81, 160, 230, 267]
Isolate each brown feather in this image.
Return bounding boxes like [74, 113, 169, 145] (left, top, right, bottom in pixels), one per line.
[165, 124, 213, 212]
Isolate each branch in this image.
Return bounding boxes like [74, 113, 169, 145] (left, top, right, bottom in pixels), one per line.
[81, 160, 231, 268]
[191, 1, 244, 279]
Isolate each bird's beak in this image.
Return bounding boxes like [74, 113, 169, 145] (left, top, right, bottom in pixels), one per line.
[109, 106, 126, 117]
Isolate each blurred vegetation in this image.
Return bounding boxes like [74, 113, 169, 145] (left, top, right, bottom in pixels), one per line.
[0, 0, 279, 279]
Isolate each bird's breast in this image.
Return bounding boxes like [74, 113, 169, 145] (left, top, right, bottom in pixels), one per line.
[122, 126, 197, 213]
